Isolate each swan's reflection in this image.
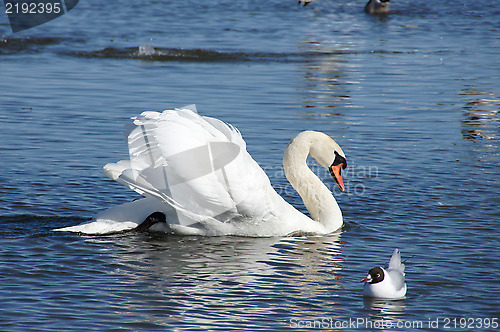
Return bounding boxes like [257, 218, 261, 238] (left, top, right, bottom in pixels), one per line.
[258, 232, 345, 318]
[85, 232, 345, 326]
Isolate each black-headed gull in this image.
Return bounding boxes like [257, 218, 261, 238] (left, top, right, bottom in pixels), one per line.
[361, 249, 407, 299]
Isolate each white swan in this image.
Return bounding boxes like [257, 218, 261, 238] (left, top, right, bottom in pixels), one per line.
[57, 106, 347, 236]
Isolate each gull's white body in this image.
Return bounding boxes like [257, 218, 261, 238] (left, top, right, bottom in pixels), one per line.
[57, 106, 345, 236]
[363, 249, 407, 299]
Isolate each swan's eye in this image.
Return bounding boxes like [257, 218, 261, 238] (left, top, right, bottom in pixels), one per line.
[333, 151, 347, 169]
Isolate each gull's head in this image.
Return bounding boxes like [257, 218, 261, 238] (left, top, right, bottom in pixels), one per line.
[361, 266, 385, 284]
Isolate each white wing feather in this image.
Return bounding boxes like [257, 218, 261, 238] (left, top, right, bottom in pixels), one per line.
[387, 248, 406, 292]
[388, 248, 405, 273]
[102, 107, 276, 229]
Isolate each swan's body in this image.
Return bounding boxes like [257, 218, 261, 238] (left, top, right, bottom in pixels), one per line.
[362, 249, 407, 299]
[57, 106, 347, 236]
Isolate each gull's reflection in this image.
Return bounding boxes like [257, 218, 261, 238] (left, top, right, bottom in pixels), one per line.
[363, 297, 407, 327]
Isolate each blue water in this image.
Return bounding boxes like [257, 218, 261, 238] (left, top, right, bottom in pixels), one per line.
[0, 0, 499, 330]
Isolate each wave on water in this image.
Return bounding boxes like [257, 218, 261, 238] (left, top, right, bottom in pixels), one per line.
[0, 36, 78, 55]
[61, 45, 450, 63]
[62, 44, 310, 63]
[0, 214, 90, 238]
[1, 37, 448, 62]
[62, 44, 431, 63]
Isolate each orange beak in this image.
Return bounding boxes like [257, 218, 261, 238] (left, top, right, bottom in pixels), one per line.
[329, 163, 345, 192]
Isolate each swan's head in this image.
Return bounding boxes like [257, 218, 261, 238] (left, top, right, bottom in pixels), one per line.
[307, 131, 347, 192]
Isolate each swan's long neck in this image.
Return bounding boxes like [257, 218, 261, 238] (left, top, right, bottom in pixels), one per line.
[283, 132, 343, 231]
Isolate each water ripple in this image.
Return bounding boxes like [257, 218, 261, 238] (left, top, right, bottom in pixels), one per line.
[60, 45, 449, 63]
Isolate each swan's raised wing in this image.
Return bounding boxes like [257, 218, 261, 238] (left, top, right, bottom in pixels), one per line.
[103, 106, 275, 228]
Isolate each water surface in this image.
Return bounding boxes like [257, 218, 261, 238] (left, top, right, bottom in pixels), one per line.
[0, 0, 499, 330]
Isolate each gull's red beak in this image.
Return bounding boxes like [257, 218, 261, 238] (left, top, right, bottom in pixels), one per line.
[361, 275, 371, 283]
[329, 163, 345, 192]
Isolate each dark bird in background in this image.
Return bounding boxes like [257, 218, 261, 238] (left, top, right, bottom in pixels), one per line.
[298, 0, 391, 15]
[364, 0, 390, 14]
